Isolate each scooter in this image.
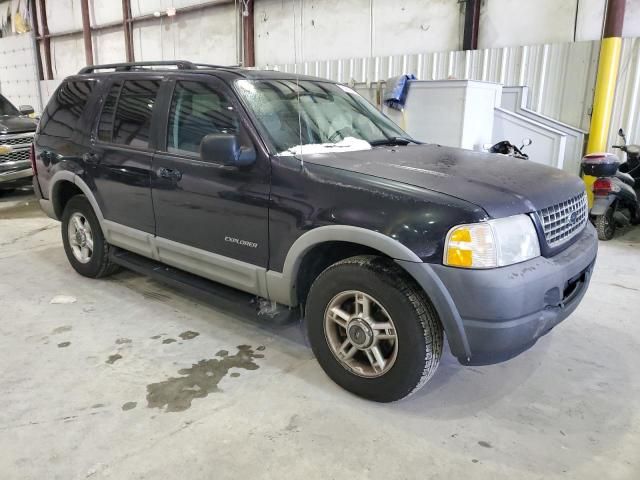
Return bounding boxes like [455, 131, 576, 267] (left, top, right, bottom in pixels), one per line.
[582, 128, 640, 240]
[488, 138, 532, 160]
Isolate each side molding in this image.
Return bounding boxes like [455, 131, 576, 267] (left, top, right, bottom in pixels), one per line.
[265, 225, 422, 306]
[48, 172, 269, 298]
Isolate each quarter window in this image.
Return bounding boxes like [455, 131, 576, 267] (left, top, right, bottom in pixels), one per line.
[167, 81, 239, 154]
[40, 80, 95, 138]
[111, 80, 160, 148]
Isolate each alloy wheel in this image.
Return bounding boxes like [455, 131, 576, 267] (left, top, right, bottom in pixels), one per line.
[67, 212, 94, 264]
[323, 290, 398, 378]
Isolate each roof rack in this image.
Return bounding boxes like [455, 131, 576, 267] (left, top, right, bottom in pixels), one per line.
[77, 60, 240, 74]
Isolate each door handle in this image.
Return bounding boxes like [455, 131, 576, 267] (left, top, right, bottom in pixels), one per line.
[159, 167, 182, 180]
[82, 152, 100, 165]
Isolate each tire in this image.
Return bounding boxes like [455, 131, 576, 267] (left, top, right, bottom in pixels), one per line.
[595, 205, 616, 241]
[306, 255, 443, 402]
[61, 195, 119, 278]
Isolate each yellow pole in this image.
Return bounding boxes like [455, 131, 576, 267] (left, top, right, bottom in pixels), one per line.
[584, 0, 625, 206]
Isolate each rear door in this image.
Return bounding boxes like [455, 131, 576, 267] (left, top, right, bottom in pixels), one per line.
[151, 75, 270, 274]
[90, 77, 162, 235]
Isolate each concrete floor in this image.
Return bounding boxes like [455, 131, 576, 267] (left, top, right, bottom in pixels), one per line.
[0, 188, 639, 480]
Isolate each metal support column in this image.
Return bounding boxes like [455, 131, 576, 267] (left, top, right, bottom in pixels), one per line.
[37, 0, 53, 80]
[585, 0, 625, 204]
[463, 0, 480, 51]
[242, 0, 255, 67]
[80, 0, 94, 66]
[121, 0, 134, 62]
[29, 0, 44, 81]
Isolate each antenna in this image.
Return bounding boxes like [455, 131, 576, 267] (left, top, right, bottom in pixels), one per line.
[293, 0, 303, 168]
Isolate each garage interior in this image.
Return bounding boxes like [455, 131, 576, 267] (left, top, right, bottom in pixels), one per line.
[1, 0, 639, 478]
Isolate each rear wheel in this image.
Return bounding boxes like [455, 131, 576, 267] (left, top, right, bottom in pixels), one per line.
[306, 255, 443, 402]
[61, 195, 119, 278]
[595, 205, 616, 240]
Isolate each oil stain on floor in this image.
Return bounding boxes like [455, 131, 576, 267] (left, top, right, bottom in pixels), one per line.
[179, 331, 199, 340]
[146, 345, 265, 413]
[106, 354, 123, 364]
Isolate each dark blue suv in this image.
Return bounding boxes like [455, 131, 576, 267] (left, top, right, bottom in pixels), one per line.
[33, 61, 597, 402]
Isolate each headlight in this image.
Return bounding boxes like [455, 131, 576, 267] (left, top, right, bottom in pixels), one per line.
[444, 214, 540, 268]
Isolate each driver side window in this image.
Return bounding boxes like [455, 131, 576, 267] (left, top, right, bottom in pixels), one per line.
[167, 81, 239, 155]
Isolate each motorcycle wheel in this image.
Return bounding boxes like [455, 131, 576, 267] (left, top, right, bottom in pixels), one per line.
[595, 206, 616, 241]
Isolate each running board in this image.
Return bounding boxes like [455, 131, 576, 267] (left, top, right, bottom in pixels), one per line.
[109, 248, 299, 325]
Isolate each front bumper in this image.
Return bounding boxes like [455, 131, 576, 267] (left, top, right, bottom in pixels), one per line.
[398, 223, 598, 365]
[0, 159, 32, 187]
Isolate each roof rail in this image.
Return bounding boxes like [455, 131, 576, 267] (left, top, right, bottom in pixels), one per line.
[192, 63, 242, 69]
[78, 60, 198, 74]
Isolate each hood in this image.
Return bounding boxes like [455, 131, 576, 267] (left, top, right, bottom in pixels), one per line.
[300, 144, 585, 218]
[0, 115, 38, 134]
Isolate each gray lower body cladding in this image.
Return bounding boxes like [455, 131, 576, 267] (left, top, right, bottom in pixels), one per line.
[398, 223, 598, 365]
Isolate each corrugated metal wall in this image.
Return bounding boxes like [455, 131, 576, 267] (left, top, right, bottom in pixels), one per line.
[266, 38, 640, 155]
[611, 38, 640, 151]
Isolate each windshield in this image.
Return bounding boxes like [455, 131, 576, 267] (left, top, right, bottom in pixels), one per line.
[235, 79, 408, 155]
[0, 94, 19, 116]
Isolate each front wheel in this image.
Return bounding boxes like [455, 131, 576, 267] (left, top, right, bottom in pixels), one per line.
[594, 205, 616, 240]
[306, 255, 443, 402]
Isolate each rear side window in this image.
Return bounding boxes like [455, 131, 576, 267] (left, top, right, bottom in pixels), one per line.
[98, 80, 160, 148]
[40, 80, 95, 138]
[167, 81, 239, 154]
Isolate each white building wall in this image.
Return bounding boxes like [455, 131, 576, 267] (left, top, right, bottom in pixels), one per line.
[0, 34, 41, 110]
[27, 0, 640, 76]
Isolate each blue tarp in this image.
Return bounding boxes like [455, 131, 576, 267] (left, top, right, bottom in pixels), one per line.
[383, 74, 416, 110]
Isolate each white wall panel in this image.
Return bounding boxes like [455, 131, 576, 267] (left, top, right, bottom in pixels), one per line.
[93, 27, 127, 64]
[50, 35, 84, 78]
[0, 34, 41, 111]
[130, 0, 231, 17]
[479, 0, 577, 49]
[91, 0, 123, 26]
[132, 4, 237, 65]
[45, 0, 83, 33]
[372, 0, 462, 57]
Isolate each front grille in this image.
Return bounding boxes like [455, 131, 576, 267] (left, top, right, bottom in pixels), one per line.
[537, 192, 588, 248]
[0, 133, 33, 147]
[0, 149, 30, 164]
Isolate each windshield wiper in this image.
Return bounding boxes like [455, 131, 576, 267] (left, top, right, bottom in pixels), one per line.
[369, 136, 421, 146]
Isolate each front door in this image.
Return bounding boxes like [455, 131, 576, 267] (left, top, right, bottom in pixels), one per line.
[151, 77, 270, 286]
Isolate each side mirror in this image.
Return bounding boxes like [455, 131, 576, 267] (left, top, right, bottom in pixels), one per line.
[200, 133, 256, 167]
[618, 128, 627, 143]
[19, 105, 35, 115]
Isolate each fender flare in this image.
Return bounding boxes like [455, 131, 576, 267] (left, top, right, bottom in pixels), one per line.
[49, 171, 105, 226]
[264, 225, 470, 359]
[265, 225, 422, 305]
